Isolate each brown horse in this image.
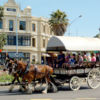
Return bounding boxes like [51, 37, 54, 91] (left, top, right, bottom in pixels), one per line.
[6, 60, 57, 94]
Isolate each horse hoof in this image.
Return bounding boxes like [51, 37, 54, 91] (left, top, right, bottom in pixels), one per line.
[27, 89, 32, 94]
[9, 89, 12, 92]
[18, 89, 22, 92]
[42, 90, 47, 94]
[53, 88, 58, 93]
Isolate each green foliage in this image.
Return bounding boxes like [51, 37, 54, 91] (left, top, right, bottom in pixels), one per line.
[0, 74, 14, 82]
[95, 34, 100, 38]
[0, 34, 7, 49]
[49, 9, 69, 36]
[0, 6, 4, 20]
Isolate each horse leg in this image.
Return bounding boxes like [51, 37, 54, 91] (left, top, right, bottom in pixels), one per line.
[49, 81, 58, 93]
[42, 78, 48, 94]
[27, 83, 33, 94]
[9, 77, 16, 92]
[16, 77, 20, 83]
[36, 79, 44, 91]
[19, 78, 27, 92]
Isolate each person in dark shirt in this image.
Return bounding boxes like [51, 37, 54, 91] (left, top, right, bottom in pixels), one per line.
[6, 53, 10, 60]
[57, 51, 65, 67]
[24, 59, 30, 74]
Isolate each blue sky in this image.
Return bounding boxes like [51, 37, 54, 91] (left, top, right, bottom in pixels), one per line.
[1, 0, 100, 37]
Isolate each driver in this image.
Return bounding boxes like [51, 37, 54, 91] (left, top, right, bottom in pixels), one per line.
[57, 51, 65, 68]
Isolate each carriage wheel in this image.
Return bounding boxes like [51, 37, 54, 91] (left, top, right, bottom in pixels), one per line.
[69, 76, 80, 91]
[87, 69, 100, 89]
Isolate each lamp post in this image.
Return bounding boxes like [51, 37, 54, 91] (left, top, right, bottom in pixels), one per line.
[16, 16, 18, 55]
[68, 15, 82, 36]
[16, 10, 20, 58]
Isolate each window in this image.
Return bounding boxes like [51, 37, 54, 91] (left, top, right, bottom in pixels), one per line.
[32, 55, 35, 63]
[7, 8, 16, 12]
[19, 21, 26, 30]
[43, 39, 45, 48]
[24, 53, 30, 58]
[0, 20, 3, 29]
[19, 36, 31, 46]
[32, 38, 36, 47]
[7, 36, 16, 45]
[9, 20, 13, 31]
[32, 24, 36, 32]
[43, 25, 45, 33]
[7, 35, 31, 46]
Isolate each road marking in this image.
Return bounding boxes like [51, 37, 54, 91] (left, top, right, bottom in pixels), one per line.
[76, 98, 97, 100]
[31, 99, 52, 100]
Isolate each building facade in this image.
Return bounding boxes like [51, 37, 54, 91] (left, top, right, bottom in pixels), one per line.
[0, 0, 54, 64]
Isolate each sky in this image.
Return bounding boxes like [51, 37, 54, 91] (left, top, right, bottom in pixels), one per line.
[0, 0, 100, 37]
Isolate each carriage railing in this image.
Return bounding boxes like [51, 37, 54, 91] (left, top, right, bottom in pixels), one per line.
[53, 61, 100, 75]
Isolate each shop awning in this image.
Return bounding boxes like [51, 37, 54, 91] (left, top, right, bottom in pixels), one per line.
[46, 36, 100, 51]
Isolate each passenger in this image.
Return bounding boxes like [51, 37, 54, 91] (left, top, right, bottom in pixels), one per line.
[96, 53, 100, 62]
[69, 54, 77, 67]
[83, 52, 88, 62]
[57, 51, 65, 68]
[87, 53, 91, 62]
[6, 53, 10, 60]
[78, 53, 83, 64]
[91, 53, 96, 62]
[65, 53, 71, 63]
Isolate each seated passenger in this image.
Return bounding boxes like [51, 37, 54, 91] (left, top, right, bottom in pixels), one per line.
[83, 52, 88, 62]
[91, 53, 96, 62]
[69, 54, 77, 67]
[87, 53, 91, 62]
[65, 54, 71, 63]
[78, 53, 83, 64]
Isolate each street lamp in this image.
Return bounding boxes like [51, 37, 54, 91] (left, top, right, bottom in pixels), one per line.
[68, 15, 82, 36]
[16, 10, 20, 58]
[16, 16, 18, 55]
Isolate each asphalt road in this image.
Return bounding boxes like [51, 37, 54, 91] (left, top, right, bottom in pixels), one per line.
[0, 83, 100, 100]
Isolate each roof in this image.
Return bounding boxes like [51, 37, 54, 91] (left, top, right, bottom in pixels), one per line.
[46, 36, 100, 51]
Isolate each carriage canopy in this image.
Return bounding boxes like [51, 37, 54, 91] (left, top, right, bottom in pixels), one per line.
[46, 36, 100, 51]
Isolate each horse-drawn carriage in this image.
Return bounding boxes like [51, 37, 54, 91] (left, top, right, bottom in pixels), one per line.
[3, 36, 100, 94]
[46, 36, 100, 91]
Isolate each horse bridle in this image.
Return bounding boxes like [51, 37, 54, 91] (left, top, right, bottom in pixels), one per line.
[4, 59, 18, 74]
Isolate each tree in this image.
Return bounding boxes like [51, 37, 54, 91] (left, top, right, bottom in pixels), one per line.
[0, 34, 7, 50]
[94, 34, 100, 38]
[0, 6, 6, 50]
[0, 6, 3, 20]
[95, 28, 100, 38]
[49, 9, 69, 36]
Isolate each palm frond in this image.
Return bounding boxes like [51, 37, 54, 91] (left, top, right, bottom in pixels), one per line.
[49, 9, 69, 36]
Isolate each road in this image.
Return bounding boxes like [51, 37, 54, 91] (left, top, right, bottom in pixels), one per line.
[0, 83, 100, 100]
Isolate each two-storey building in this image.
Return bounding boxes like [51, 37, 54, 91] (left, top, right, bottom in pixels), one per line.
[0, 0, 54, 64]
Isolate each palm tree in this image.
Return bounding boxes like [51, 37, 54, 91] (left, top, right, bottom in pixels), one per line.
[95, 28, 100, 38]
[0, 6, 3, 20]
[49, 9, 68, 36]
